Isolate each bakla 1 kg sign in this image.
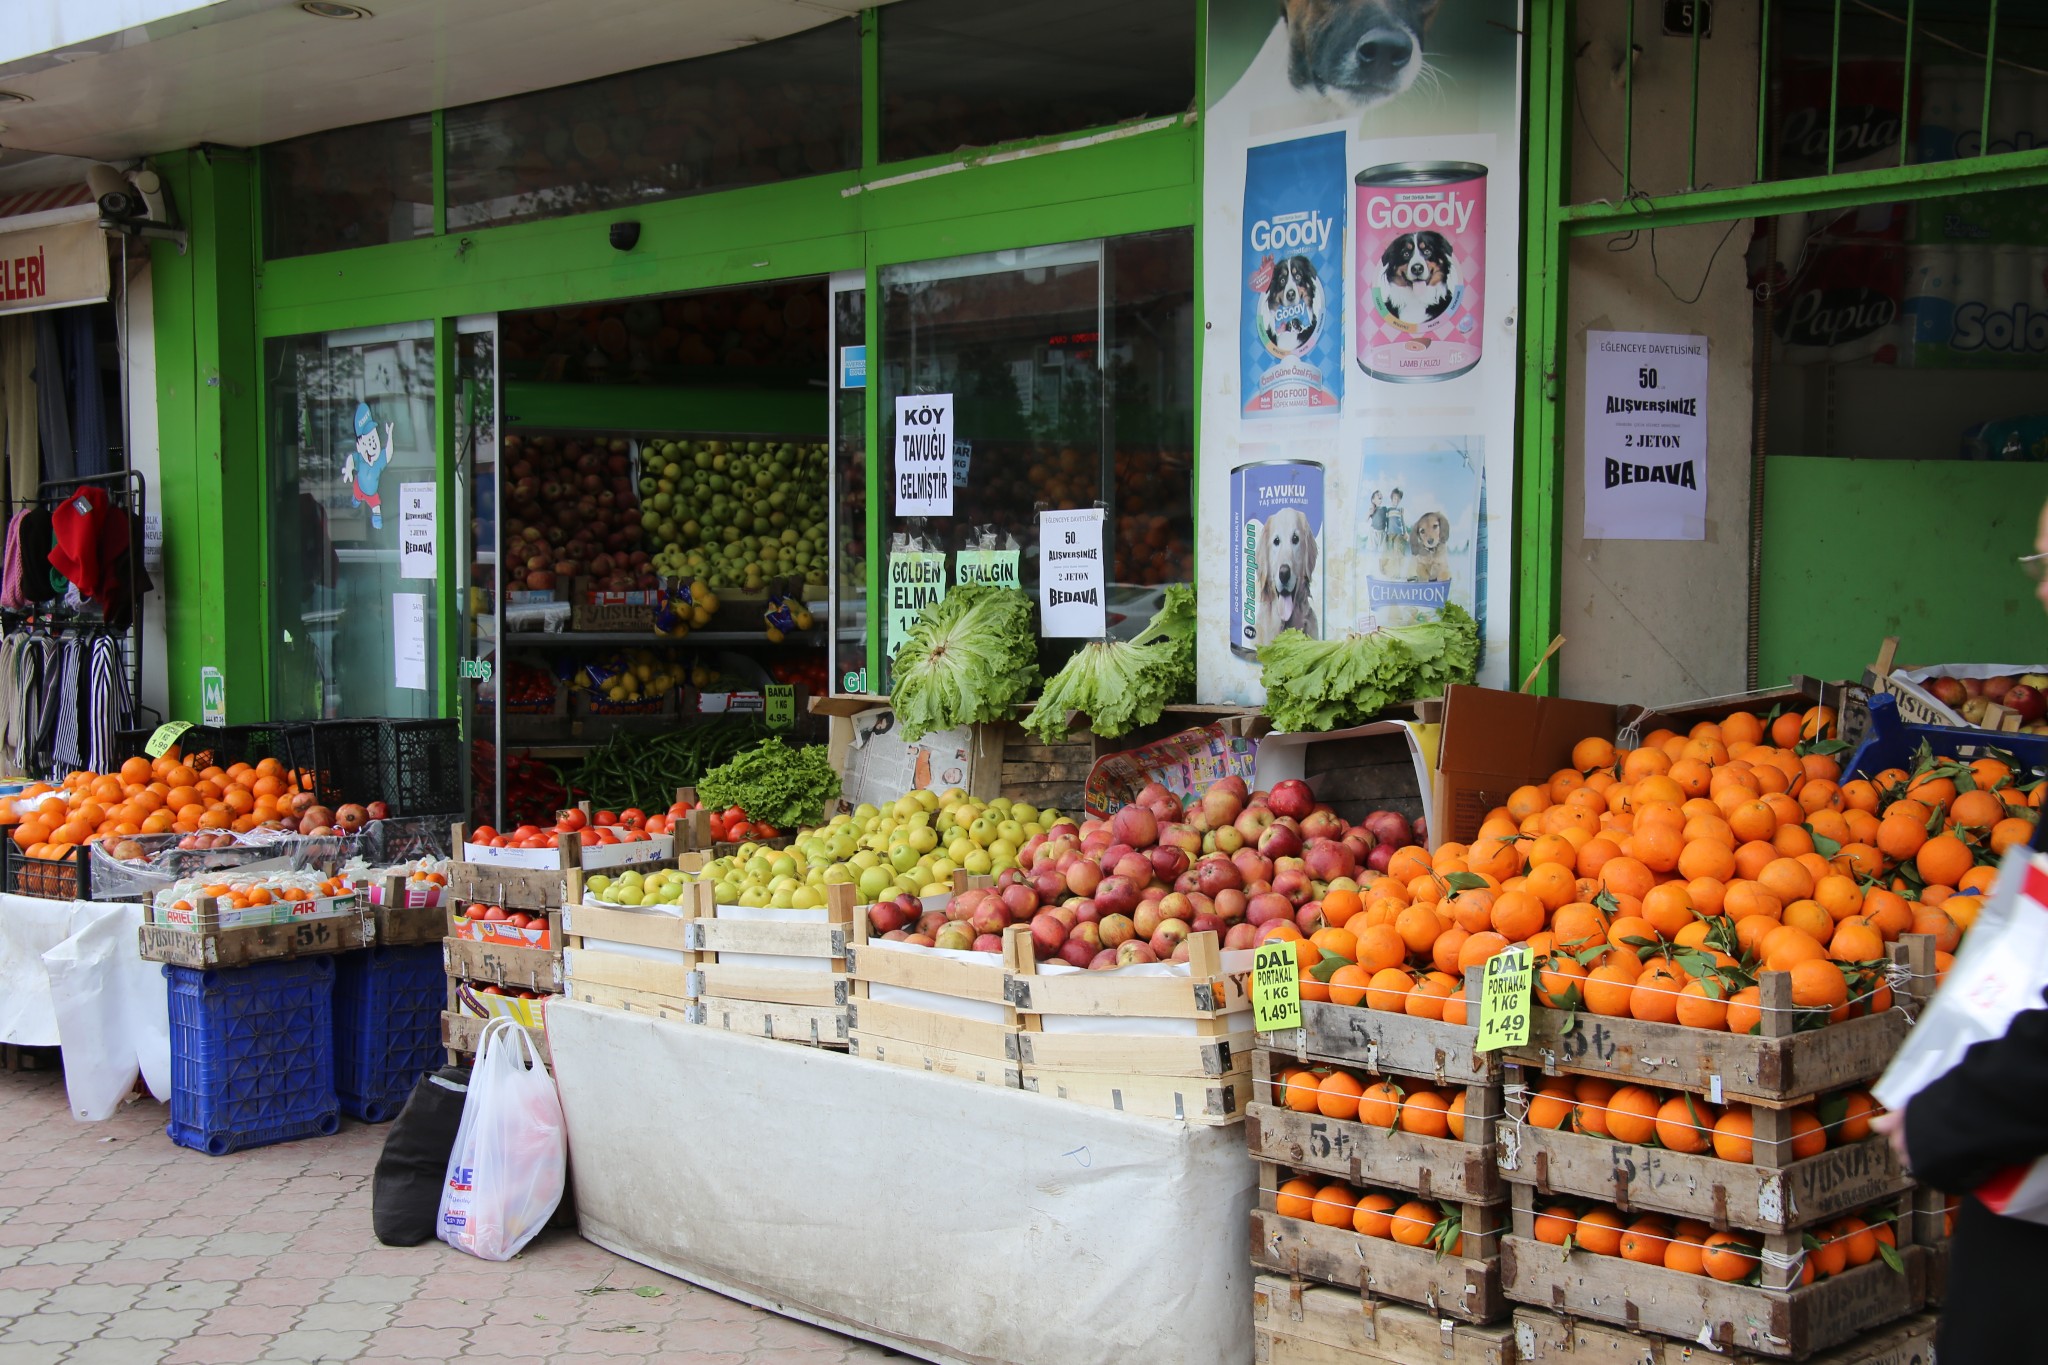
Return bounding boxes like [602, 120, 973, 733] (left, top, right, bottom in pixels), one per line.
[1583, 331, 1708, 541]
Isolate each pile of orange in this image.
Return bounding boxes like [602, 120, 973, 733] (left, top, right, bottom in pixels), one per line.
[1271, 1063, 1473, 1141]
[1262, 705, 2031, 1029]
[1529, 1196, 1897, 1286]
[1272, 1172, 1464, 1254]
[1517, 1073, 1880, 1165]
[4, 747, 317, 864]
[167, 874, 355, 914]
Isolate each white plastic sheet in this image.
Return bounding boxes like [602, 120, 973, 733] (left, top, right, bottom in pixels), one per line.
[0, 894, 169, 1120]
[549, 1000, 1256, 1365]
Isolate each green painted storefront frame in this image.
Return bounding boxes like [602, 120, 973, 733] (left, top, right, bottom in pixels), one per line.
[1512, 0, 2048, 696]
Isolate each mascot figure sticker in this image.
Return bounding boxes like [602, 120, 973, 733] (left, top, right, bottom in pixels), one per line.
[343, 401, 394, 529]
[1241, 132, 1346, 417]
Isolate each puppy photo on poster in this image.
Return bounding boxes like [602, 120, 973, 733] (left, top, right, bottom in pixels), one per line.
[1354, 435, 1480, 631]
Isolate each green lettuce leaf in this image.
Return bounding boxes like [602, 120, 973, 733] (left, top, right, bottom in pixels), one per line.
[1257, 604, 1479, 733]
[696, 738, 842, 830]
[889, 584, 1040, 742]
[1022, 584, 1197, 742]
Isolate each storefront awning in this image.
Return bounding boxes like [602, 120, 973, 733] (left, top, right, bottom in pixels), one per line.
[0, 198, 108, 315]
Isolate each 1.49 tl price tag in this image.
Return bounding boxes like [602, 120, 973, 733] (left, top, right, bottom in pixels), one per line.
[1252, 940, 1302, 1032]
[1476, 943, 1533, 1051]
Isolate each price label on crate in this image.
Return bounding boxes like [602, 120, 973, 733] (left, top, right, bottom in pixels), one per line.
[765, 685, 796, 731]
[1251, 939, 1302, 1033]
[144, 721, 193, 759]
[1476, 943, 1534, 1051]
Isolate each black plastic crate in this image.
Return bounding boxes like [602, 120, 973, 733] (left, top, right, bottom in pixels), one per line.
[1, 841, 89, 900]
[380, 719, 462, 818]
[116, 724, 307, 771]
[287, 720, 386, 807]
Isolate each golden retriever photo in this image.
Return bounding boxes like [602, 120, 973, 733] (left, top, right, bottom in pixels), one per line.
[1254, 506, 1319, 645]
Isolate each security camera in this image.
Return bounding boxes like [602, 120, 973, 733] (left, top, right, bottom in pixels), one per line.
[89, 161, 185, 252]
[609, 220, 641, 252]
[86, 163, 139, 219]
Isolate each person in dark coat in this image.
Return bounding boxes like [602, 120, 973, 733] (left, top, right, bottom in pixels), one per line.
[1869, 503, 2048, 1365]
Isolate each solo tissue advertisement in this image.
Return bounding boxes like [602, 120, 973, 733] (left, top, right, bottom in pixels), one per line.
[1198, 0, 1525, 705]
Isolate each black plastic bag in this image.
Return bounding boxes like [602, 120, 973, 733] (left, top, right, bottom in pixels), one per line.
[372, 1064, 471, 1246]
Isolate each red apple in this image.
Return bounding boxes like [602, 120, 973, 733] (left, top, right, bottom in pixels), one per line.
[1269, 779, 1315, 820]
[1985, 675, 2017, 702]
[972, 933, 1006, 954]
[1304, 839, 1357, 883]
[1362, 809, 1414, 849]
[1259, 823, 1304, 860]
[1058, 939, 1096, 967]
[1099, 913, 1136, 948]
[1149, 918, 1191, 959]
[1111, 804, 1159, 850]
[1927, 675, 1969, 708]
[1224, 922, 1260, 950]
[2006, 684, 2047, 723]
[1117, 941, 1160, 967]
[1030, 912, 1069, 959]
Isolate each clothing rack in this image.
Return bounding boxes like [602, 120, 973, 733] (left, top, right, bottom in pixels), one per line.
[3, 469, 147, 710]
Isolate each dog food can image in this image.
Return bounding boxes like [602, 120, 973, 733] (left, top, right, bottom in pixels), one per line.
[1355, 162, 1487, 383]
[1230, 459, 1325, 659]
[1241, 133, 1346, 417]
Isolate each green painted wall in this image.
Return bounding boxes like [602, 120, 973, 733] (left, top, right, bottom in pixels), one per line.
[1757, 457, 2048, 683]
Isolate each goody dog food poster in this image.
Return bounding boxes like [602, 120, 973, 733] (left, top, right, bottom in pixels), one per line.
[1197, 0, 1525, 705]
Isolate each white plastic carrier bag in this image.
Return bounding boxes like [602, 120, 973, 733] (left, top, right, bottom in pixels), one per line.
[437, 1016, 566, 1259]
[1875, 845, 2048, 1224]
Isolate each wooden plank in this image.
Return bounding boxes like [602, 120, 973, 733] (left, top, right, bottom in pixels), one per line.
[563, 980, 693, 1022]
[1249, 1104, 1501, 1204]
[848, 941, 1012, 1003]
[689, 918, 847, 959]
[1253, 1277, 1515, 1365]
[849, 1033, 1022, 1088]
[1510, 1307, 1940, 1365]
[689, 963, 847, 1008]
[689, 994, 849, 1047]
[1250, 1209, 1504, 1325]
[444, 935, 563, 993]
[564, 946, 695, 999]
[441, 1010, 551, 1066]
[845, 997, 1015, 1060]
[1012, 1028, 1251, 1078]
[373, 900, 447, 945]
[1498, 1123, 1912, 1234]
[1499, 1237, 1924, 1358]
[1271, 1001, 1499, 1086]
[1503, 1006, 1908, 1107]
[1021, 1064, 1248, 1124]
[563, 902, 694, 952]
[139, 912, 373, 969]
[447, 860, 571, 910]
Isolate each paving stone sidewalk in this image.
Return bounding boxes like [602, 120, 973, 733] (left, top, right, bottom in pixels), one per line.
[0, 1068, 892, 1363]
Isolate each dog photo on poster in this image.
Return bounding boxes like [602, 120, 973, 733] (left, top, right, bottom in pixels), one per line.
[1197, 0, 1525, 708]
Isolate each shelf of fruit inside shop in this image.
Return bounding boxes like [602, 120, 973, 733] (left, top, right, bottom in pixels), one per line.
[508, 629, 829, 648]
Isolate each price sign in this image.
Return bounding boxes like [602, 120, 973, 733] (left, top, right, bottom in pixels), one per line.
[1476, 943, 1534, 1051]
[1251, 940, 1302, 1032]
[144, 721, 193, 759]
[765, 685, 796, 731]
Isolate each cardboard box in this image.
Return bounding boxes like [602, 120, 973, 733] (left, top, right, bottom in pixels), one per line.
[1252, 720, 1436, 828]
[1084, 722, 1261, 819]
[1871, 656, 2048, 731]
[1432, 685, 1623, 845]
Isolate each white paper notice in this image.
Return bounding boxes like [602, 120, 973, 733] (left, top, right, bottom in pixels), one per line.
[1584, 331, 1708, 540]
[399, 483, 437, 578]
[1039, 508, 1106, 638]
[894, 393, 954, 517]
[394, 592, 428, 691]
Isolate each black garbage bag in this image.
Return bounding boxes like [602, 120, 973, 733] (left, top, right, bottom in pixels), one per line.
[371, 1064, 471, 1246]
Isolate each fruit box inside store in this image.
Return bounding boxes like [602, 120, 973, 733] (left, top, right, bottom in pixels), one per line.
[1864, 637, 2048, 733]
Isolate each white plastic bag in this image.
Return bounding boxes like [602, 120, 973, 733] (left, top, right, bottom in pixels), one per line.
[1875, 845, 2048, 1223]
[437, 1018, 566, 1260]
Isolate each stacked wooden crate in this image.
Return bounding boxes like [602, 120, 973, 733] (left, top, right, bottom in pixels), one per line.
[684, 881, 856, 1047]
[442, 826, 674, 1066]
[1249, 984, 1507, 1327]
[1254, 1275, 1514, 1365]
[1496, 940, 1936, 1360]
[845, 875, 1023, 1088]
[1007, 930, 1253, 1124]
[559, 859, 705, 1023]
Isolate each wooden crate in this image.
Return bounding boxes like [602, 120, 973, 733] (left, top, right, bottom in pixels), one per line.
[999, 726, 1094, 813]
[1267, 999, 1499, 1088]
[846, 877, 1022, 1086]
[446, 825, 676, 911]
[1254, 1276, 1515, 1365]
[1252, 1159, 1505, 1325]
[672, 880, 855, 1045]
[687, 996, 849, 1047]
[139, 893, 373, 969]
[444, 909, 565, 993]
[1248, 1046, 1502, 1205]
[442, 1004, 551, 1067]
[1498, 1074, 1911, 1236]
[1502, 940, 1932, 1109]
[373, 874, 447, 946]
[561, 886, 700, 1009]
[1500, 1183, 1925, 1358]
[1510, 1308, 1939, 1365]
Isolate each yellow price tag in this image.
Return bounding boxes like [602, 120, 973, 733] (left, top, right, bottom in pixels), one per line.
[1251, 939, 1302, 1032]
[144, 721, 194, 759]
[1475, 943, 1533, 1051]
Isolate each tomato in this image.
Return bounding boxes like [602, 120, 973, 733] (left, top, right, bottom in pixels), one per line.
[594, 810, 619, 828]
[556, 809, 588, 832]
[619, 808, 646, 831]
[507, 912, 532, 929]
[481, 905, 509, 922]
[756, 823, 779, 839]
[708, 814, 729, 842]
[471, 826, 499, 844]
[513, 824, 543, 840]
[729, 821, 753, 841]
[645, 815, 669, 835]
[578, 828, 600, 846]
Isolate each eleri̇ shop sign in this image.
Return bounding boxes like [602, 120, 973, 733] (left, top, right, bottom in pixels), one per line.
[0, 213, 110, 315]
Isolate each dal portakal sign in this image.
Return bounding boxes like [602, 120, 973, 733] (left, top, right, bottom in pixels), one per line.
[0, 213, 110, 315]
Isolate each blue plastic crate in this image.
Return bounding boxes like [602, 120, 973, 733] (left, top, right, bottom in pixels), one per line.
[165, 957, 341, 1156]
[332, 945, 447, 1123]
[1846, 694, 2048, 783]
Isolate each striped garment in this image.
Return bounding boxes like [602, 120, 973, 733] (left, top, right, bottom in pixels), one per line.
[86, 633, 129, 776]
